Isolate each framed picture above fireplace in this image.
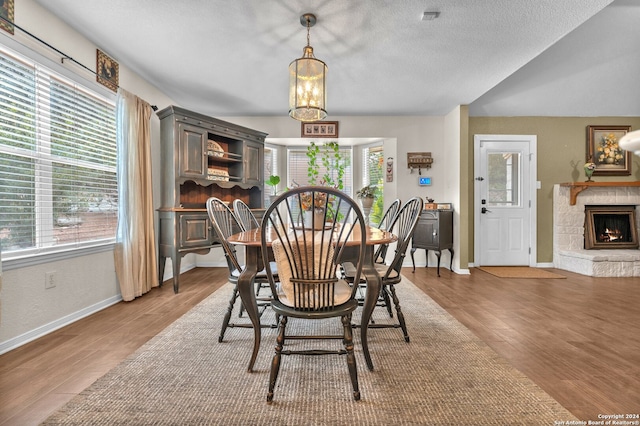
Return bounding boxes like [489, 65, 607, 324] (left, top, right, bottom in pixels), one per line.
[586, 125, 632, 176]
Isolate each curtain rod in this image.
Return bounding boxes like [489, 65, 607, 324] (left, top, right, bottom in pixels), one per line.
[0, 15, 158, 111]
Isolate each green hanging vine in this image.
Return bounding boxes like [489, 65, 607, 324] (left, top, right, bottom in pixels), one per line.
[306, 141, 346, 190]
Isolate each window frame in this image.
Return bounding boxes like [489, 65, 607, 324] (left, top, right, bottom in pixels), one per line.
[0, 40, 117, 271]
[361, 141, 385, 225]
[263, 144, 279, 202]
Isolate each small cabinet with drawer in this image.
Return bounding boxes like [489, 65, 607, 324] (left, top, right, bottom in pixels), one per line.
[178, 212, 216, 249]
[410, 209, 454, 276]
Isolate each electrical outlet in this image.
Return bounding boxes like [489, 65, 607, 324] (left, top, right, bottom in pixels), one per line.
[45, 271, 56, 289]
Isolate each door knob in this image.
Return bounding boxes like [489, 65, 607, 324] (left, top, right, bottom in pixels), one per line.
[481, 207, 492, 214]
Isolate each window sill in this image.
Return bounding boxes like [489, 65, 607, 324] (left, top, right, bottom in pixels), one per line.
[2, 242, 115, 271]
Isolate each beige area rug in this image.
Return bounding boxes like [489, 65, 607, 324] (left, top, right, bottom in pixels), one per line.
[478, 266, 567, 279]
[43, 277, 577, 425]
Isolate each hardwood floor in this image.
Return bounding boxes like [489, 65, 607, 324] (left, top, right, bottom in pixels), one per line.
[0, 268, 226, 426]
[409, 266, 640, 421]
[1, 266, 638, 424]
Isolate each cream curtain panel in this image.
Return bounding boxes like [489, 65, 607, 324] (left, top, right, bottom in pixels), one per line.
[114, 89, 157, 301]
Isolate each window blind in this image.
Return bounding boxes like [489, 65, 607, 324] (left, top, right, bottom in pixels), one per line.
[287, 146, 352, 194]
[363, 145, 384, 187]
[0, 46, 117, 259]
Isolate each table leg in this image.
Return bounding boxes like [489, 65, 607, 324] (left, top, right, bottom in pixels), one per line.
[237, 245, 261, 372]
[360, 245, 380, 371]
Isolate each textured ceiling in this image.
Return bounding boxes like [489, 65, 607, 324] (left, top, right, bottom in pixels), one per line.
[33, 0, 639, 118]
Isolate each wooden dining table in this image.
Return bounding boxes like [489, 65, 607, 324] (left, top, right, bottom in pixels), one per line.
[227, 224, 397, 372]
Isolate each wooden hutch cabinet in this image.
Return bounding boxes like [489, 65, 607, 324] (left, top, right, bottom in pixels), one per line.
[410, 209, 454, 276]
[157, 106, 267, 293]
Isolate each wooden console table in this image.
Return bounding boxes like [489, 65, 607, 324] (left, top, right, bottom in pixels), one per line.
[560, 181, 640, 205]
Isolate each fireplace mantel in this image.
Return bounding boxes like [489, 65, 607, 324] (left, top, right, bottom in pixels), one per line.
[559, 181, 640, 205]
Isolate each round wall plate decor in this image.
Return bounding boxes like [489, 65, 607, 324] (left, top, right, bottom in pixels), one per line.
[208, 140, 223, 157]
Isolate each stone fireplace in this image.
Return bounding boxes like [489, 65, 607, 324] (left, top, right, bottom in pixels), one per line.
[584, 205, 638, 250]
[553, 183, 640, 277]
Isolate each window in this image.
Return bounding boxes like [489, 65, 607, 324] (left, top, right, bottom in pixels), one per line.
[363, 144, 384, 187]
[362, 144, 384, 224]
[264, 145, 278, 203]
[0, 46, 117, 261]
[287, 144, 352, 220]
[487, 152, 520, 206]
[287, 145, 352, 194]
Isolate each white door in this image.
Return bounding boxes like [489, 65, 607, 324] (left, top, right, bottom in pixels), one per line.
[474, 135, 537, 266]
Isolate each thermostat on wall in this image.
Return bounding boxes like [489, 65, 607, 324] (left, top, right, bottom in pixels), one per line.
[419, 177, 432, 186]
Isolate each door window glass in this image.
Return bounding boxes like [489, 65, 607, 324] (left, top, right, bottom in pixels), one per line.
[487, 152, 520, 207]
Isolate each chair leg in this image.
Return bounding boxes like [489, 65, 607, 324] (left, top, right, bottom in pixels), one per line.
[381, 286, 393, 318]
[267, 315, 287, 404]
[219, 284, 239, 343]
[342, 314, 361, 401]
[388, 285, 410, 343]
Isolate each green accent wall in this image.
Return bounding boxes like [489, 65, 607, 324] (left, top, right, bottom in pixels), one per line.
[468, 116, 640, 264]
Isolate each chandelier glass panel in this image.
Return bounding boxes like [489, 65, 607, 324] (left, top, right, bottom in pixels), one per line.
[289, 13, 327, 122]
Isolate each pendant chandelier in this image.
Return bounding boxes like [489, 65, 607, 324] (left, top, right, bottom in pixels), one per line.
[619, 129, 640, 156]
[289, 13, 327, 122]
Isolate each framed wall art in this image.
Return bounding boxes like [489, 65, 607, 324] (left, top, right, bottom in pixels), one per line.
[301, 121, 339, 138]
[0, 0, 14, 35]
[96, 49, 119, 92]
[587, 125, 632, 176]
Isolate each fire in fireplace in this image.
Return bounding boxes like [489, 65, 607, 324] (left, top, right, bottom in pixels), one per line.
[584, 205, 639, 249]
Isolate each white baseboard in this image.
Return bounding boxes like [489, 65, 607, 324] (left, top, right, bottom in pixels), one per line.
[0, 295, 122, 355]
[468, 262, 554, 269]
[195, 260, 228, 268]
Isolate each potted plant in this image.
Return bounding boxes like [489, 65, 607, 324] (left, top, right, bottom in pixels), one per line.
[584, 158, 596, 182]
[356, 184, 377, 222]
[356, 184, 377, 198]
[265, 175, 281, 207]
[265, 175, 281, 196]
